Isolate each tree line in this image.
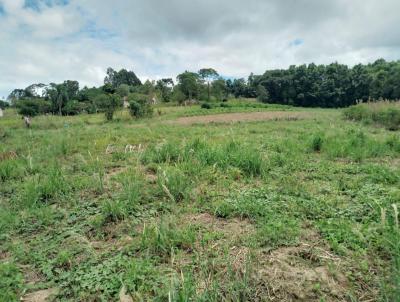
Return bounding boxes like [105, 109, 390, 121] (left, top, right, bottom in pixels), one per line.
[4, 58, 400, 117]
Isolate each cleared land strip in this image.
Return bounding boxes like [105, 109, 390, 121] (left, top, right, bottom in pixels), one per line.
[174, 111, 312, 125]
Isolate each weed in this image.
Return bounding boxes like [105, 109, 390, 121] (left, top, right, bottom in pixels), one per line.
[310, 133, 324, 152]
[344, 101, 400, 130]
[140, 219, 196, 258]
[0, 262, 24, 302]
[157, 167, 192, 202]
[254, 217, 300, 249]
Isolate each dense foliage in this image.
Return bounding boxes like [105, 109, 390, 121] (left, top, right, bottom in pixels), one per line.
[6, 59, 400, 118]
[0, 100, 10, 109]
[344, 101, 400, 130]
[252, 59, 400, 107]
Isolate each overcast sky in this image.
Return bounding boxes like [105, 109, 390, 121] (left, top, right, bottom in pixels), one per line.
[0, 0, 399, 98]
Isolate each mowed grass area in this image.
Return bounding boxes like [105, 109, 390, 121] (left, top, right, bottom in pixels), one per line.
[0, 103, 400, 301]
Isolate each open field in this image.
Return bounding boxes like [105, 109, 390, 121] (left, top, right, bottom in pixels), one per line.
[1, 103, 400, 301]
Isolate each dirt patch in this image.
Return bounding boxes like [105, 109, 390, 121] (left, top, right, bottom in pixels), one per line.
[0, 150, 17, 161]
[186, 212, 255, 239]
[22, 288, 58, 302]
[174, 111, 311, 125]
[104, 166, 127, 182]
[254, 229, 351, 302]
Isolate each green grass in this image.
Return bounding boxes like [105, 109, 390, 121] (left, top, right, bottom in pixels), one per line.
[344, 100, 400, 130]
[0, 101, 399, 301]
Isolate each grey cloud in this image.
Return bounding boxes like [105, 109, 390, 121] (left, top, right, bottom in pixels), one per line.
[0, 0, 399, 97]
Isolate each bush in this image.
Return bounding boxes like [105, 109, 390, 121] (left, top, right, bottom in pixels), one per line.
[16, 99, 52, 117]
[95, 94, 122, 121]
[128, 96, 153, 118]
[201, 103, 213, 109]
[310, 133, 324, 152]
[63, 100, 88, 115]
[0, 100, 9, 109]
[171, 89, 186, 105]
[344, 101, 400, 130]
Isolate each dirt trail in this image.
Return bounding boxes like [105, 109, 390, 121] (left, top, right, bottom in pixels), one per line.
[174, 111, 311, 125]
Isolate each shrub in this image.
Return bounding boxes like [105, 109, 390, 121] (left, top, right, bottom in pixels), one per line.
[310, 133, 324, 152]
[63, 100, 88, 115]
[0, 100, 9, 109]
[128, 95, 153, 118]
[201, 103, 212, 109]
[95, 94, 122, 121]
[128, 101, 153, 118]
[344, 101, 400, 130]
[16, 99, 52, 117]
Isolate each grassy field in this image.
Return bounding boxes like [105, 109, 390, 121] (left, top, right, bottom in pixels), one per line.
[1, 101, 400, 301]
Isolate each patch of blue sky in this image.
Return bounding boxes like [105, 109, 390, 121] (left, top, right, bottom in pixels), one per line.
[289, 38, 304, 47]
[0, 4, 5, 16]
[221, 75, 240, 81]
[24, 0, 69, 11]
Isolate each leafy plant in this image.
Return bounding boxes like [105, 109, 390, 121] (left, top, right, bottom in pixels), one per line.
[0, 262, 24, 302]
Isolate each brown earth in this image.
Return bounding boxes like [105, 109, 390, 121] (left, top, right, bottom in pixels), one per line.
[184, 213, 359, 301]
[22, 288, 58, 302]
[254, 230, 350, 302]
[174, 111, 311, 125]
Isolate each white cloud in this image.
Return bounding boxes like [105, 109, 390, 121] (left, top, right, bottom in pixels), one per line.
[0, 0, 399, 98]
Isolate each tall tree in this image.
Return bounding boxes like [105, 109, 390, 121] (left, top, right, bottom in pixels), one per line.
[176, 71, 200, 100]
[46, 83, 68, 115]
[156, 78, 174, 102]
[198, 68, 219, 101]
[104, 68, 141, 88]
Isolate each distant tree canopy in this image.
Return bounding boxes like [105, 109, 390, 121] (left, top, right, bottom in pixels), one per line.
[7, 59, 400, 117]
[250, 59, 400, 107]
[104, 68, 142, 88]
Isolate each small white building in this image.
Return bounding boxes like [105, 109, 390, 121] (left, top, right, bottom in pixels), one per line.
[0, 108, 3, 118]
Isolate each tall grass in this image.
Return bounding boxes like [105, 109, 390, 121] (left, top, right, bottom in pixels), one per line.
[142, 139, 265, 177]
[344, 100, 400, 130]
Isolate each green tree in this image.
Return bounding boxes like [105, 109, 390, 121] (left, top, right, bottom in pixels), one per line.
[176, 71, 200, 100]
[95, 93, 121, 121]
[128, 95, 153, 118]
[0, 100, 9, 109]
[156, 78, 174, 102]
[198, 68, 219, 101]
[171, 87, 186, 104]
[104, 68, 142, 88]
[46, 83, 68, 115]
[116, 84, 130, 98]
[256, 84, 270, 103]
[211, 78, 228, 101]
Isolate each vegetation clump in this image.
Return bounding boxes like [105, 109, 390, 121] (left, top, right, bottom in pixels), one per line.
[128, 97, 153, 118]
[344, 100, 400, 130]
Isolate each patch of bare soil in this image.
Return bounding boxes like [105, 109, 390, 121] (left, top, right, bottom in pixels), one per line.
[175, 111, 311, 125]
[104, 166, 127, 182]
[22, 288, 58, 302]
[22, 266, 44, 286]
[119, 286, 133, 302]
[254, 229, 351, 302]
[186, 212, 255, 239]
[183, 214, 359, 301]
